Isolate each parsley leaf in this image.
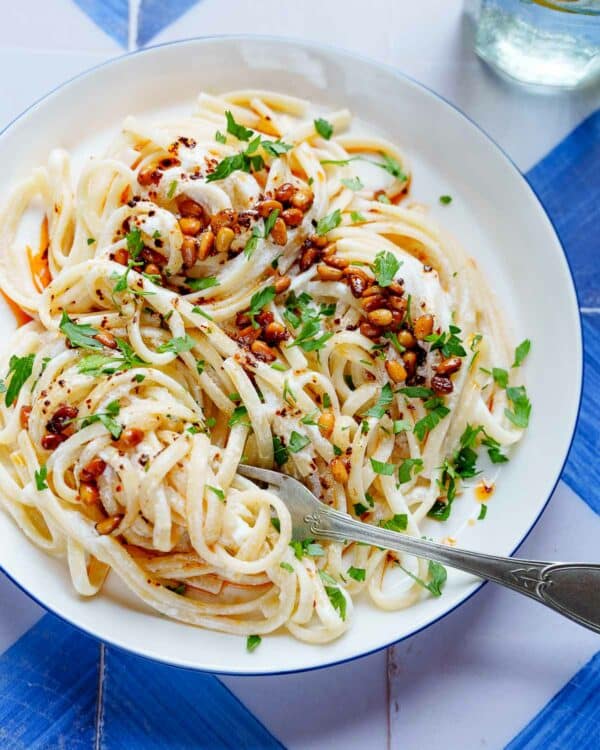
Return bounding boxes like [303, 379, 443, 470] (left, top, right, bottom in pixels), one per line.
[206, 152, 249, 182]
[206, 485, 225, 500]
[186, 276, 219, 291]
[492, 368, 509, 388]
[439, 195, 452, 205]
[228, 405, 250, 428]
[4, 354, 35, 407]
[504, 385, 532, 428]
[291, 539, 324, 559]
[341, 176, 364, 191]
[280, 561, 294, 572]
[399, 559, 447, 597]
[59, 312, 101, 350]
[374, 153, 406, 180]
[370, 458, 395, 476]
[318, 570, 347, 620]
[261, 140, 293, 157]
[397, 458, 424, 484]
[263, 209, 280, 238]
[478, 504, 488, 520]
[34, 465, 48, 490]
[246, 634, 261, 652]
[272, 435, 289, 466]
[125, 228, 144, 258]
[225, 111, 253, 141]
[373, 250, 402, 288]
[399, 386, 434, 399]
[316, 209, 342, 236]
[512, 339, 531, 368]
[314, 118, 333, 139]
[347, 566, 366, 582]
[413, 400, 450, 441]
[380, 513, 408, 532]
[288, 431, 310, 453]
[248, 285, 276, 327]
[364, 382, 394, 419]
[350, 211, 366, 223]
[481, 433, 508, 463]
[157, 335, 196, 354]
[424, 325, 467, 358]
[215, 130, 226, 144]
[81, 400, 122, 439]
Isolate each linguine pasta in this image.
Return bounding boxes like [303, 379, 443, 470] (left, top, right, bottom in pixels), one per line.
[0, 90, 531, 646]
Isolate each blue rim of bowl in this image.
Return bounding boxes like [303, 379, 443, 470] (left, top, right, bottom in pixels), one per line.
[0, 34, 584, 677]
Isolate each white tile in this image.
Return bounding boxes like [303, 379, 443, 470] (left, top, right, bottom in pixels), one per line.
[0, 0, 122, 53]
[388, 482, 600, 750]
[222, 649, 389, 750]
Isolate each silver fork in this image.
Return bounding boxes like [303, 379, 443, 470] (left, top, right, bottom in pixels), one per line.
[238, 464, 600, 634]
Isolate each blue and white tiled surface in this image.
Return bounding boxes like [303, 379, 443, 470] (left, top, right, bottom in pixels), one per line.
[0, 2, 599, 748]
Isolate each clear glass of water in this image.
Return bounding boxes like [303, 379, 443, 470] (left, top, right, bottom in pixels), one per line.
[473, 0, 600, 88]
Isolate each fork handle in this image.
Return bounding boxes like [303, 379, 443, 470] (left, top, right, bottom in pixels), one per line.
[307, 507, 600, 635]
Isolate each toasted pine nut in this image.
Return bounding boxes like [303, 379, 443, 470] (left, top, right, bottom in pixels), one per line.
[93, 331, 117, 349]
[362, 285, 384, 297]
[270, 218, 287, 246]
[281, 208, 303, 228]
[310, 235, 329, 249]
[361, 295, 388, 312]
[215, 227, 235, 254]
[95, 514, 123, 535]
[402, 350, 417, 375]
[388, 281, 404, 296]
[300, 246, 321, 271]
[317, 264, 343, 281]
[413, 314, 434, 340]
[318, 412, 334, 438]
[144, 263, 161, 277]
[324, 255, 349, 270]
[181, 237, 198, 268]
[290, 186, 314, 211]
[210, 209, 237, 232]
[113, 248, 129, 266]
[117, 428, 144, 449]
[179, 217, 202, 236]
[177, 197, 205, 219]
[274, 182, 295, 203]
[385, 360, 407, 383]
[398, 330, 416, 348]
[137, 165, 160, 186]
[250, 340, 276, 362]
[198, 229, 215, 260]
[41, 433, 66, 450]
[435, 357, 462, 376]
[389, 296, 407, 314]
[80, 481, 100, 505]
[348, 274, 368, 298]
[263, 322, 288, 345]
[81, 457, 106, 482]
[20, 405, 32, 429]
[367, 309, 393, 327]
[330, 457, 349, 484]
[257, 199, 283, 218]
[359, 321, 382, 338]
[274, 275, 291, 294]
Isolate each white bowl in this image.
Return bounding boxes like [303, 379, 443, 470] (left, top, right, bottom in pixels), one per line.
[0, 36, 581, 675]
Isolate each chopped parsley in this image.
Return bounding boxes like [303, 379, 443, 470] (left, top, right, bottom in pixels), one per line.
[347, 566, 366, 582]
[504, 386, 532, 428]
[373, 250, 402, 288]
[481, 433, 508, 463]
[393, 419, 411, 434]
[424, 325, 467, 358]
[397, 458, 424, 484]
[125, 228, 144, 258]
[215, 130, 227, 144]
[288, 431, 310, 453]
[364, 382, 394, 419]
[478, 504, 488, 520]
[314, 118, 333, 139]
[280, 561, 294, 572]
[492, 367, 509, 388]
[341, 176, 364, 191]
[157, 334, 196, 354]
[512, 339, 531, 368]
[291, 539, 324, 559]
[248, 285, 276, 327]
[370, 458, 395, 476]
[400, 560, 447, 597]
[246, 634, 261, 652]
[350, 211, 366, 223]
[261, 140, 293, 157]
[225, 110, 254, 141]
[81, 400, 122, 440]
[186, 276, 219, 291]
[4, 354, 35, 407]
[228, 406, 250, 428]
[315, 209, 342, 236]
[206, 485, 225, 500]
[399, 386, 434, 399]
[439, 195, 452, 205]
[34, 465, 48, 491]
[318, 570, 347, 620]
[59, 312, 101, 350]
[167, 180, 178, 199]
[380, 513, 408, 532]
[272, 435, 289, 465]
[413, 398, 450, 442]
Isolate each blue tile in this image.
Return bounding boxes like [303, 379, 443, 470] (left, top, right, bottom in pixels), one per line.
[100, 647, 284, 749]
[505, 650, 600, 749]
[72, 0, 129, 48]
[561, 314, 600, 514]
[137, 0, 203, 47]
[0, 614, 99, 749]
[526, 110, 600, 308]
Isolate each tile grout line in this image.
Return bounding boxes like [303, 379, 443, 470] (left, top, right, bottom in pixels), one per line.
[386, 647, 392, 750]
[94, 643, 106, 750]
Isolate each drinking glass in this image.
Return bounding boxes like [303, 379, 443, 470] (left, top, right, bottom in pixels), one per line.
[472, 0, 600, 88]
